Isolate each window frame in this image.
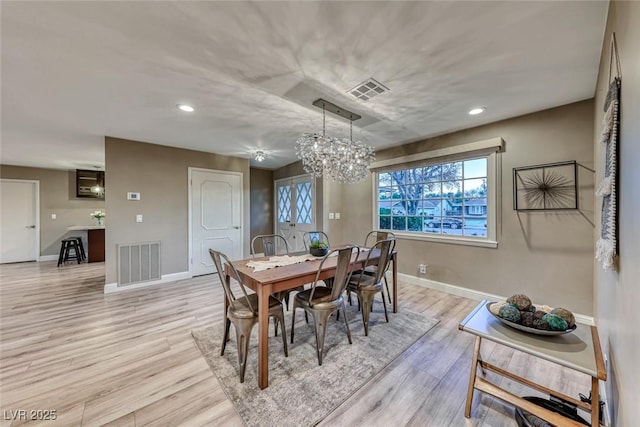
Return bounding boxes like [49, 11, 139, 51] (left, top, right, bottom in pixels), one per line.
[372, 152, 498, 248]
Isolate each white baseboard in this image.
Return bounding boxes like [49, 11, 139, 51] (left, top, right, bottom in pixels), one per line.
[39, 254, 59, 262]
[104, 271, 191, 294]
[395, 272, 595, 325]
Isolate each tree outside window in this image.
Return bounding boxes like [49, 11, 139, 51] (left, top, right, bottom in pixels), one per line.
[377, 157, 488, 238]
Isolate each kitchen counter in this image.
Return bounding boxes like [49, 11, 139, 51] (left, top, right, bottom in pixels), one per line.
[67, 225, 105, 262]
[67, 225, 105, 231]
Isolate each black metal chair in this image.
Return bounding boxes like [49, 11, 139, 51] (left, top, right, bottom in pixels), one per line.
[209, 249, 288, 383]
[290, 246, 359, 365]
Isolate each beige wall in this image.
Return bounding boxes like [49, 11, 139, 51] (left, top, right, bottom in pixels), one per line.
[250, 167, 274, 240]
[104, 137, 250, 284]
[593, 2, 640, 425]
[0, 165, 105, 256]
[340, 100, 596, 315]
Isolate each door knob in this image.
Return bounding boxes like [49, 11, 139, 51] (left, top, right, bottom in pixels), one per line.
[232, 226, 241, 229]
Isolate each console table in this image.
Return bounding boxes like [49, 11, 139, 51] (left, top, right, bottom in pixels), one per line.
[458, 300, 606, 426]
[67, 225, 105, 263]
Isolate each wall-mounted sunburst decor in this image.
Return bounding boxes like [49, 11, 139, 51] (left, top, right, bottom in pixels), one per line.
[513, 161, 577, 211]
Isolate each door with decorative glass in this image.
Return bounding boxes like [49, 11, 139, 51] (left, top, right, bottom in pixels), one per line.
[275, 175, 315, 251]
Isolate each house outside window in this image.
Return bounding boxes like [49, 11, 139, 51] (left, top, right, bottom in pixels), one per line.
[375, 155, 497, 247]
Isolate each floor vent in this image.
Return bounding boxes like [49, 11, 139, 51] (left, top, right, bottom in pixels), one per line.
[117, 241, 160, 286]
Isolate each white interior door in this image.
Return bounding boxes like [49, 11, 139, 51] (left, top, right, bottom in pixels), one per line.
[275, 175, 315, 251]
[190, 169, 242, 276]
[1, 179, 39, 263]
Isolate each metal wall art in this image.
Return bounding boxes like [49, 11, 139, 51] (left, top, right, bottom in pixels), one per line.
[513, 161, 577, 211]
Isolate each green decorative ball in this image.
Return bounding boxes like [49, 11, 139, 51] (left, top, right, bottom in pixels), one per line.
[489, 302, 508, 316]
[550, 308, 575, 328]
[542, 313, 569, 331]
[498, 304, 521, 323]
[506, 294, 532, 311]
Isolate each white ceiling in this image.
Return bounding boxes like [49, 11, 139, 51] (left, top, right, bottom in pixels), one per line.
[1, 1, 608, 170]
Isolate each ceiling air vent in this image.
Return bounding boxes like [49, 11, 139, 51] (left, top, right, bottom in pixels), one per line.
[348, 78, 390, 101]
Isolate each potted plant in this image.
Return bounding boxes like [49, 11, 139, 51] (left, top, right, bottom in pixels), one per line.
[309, 239, 329, 257]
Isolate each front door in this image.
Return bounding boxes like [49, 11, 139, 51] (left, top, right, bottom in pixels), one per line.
[275, 175, 315, 251]
[1, 179, 39, 263]
[190, 169, 242, 276]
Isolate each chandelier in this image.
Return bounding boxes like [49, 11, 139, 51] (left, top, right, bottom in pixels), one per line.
[295, 99, 375, 184]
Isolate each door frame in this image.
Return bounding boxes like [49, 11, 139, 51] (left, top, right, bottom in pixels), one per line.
[0, 178, 40, 262]
[187, 167, 244, 277]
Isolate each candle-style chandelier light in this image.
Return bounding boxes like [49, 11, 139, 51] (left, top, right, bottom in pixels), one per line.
[295, 99, 375, 184]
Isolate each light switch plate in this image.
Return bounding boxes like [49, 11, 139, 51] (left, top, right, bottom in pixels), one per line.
[328, 212, 335, 220]
[51, 213, 57, 220]
[335, 212, 341, 219]
[127, 192, 141, 201]
[136, 214, 143, 223]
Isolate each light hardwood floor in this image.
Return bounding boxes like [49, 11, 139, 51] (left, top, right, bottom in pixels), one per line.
[0, 261, 592, 426]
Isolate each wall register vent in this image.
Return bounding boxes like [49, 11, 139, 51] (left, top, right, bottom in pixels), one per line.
[117, 241, 160, 286]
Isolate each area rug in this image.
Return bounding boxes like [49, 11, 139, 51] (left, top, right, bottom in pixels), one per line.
[192, 303, 439, 427]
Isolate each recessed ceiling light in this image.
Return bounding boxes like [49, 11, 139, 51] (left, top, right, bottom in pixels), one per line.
[468, 107, 486, 115]
[177, 104, 194, 112]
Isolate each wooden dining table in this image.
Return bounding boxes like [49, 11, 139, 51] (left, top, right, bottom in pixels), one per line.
[224, 248, 398, 389]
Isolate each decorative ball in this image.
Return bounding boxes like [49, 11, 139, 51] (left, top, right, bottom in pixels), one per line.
[489, 302, 508, 316]
[542, 313, 569, 331]
[550, 308, 575, 328]
[533, 310, 547, 320]
[532, 319, 550, 330]
[537, 305, 553, 313]
[498, 304, 521, 323]
[521, 311, 535, 327]
[506, 294, 532, 311]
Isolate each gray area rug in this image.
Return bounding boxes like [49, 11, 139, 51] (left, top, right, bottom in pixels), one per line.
[192, 302, 439, 427]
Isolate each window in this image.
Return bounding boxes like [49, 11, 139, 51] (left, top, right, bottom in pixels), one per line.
[375, 155, 497, 247]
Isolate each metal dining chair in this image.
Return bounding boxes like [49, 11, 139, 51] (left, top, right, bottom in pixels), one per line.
[362, 230, 396, 303]
[250, 234, 290, 257]
[209, 249, 288, 383]
[347, 238, 395, 336]
[250, 233, 302, 311]
[290, 245, 359, 365]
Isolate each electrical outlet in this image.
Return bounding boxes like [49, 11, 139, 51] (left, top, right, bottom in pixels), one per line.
[418, 263, 427, 274]
[328, 212, 335, 219]
[136, 214, 143, 223]
[335, 212, 341, 219]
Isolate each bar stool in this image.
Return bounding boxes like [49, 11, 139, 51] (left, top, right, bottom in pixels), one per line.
[57, 238, 82, 267]
[68, 236, 86, 261]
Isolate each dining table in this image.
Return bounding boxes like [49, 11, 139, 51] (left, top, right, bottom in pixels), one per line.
[224, 247, 398, 389]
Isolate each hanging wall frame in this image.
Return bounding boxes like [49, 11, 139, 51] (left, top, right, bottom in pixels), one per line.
[513, 161, 577, 211]
[595, 32, 621, 271]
